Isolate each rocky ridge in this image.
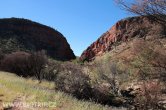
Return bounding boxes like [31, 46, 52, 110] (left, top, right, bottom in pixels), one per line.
[0, 18, 75, 61]
[80, 16, 165, 61]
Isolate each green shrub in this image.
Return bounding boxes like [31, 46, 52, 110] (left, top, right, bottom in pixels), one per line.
[43, 60, 61, 81]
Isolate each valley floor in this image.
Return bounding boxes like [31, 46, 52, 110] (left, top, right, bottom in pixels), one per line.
[0, 71, 126, 110]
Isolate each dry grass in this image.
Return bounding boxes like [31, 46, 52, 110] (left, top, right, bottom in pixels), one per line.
[0, 71, 119, 110]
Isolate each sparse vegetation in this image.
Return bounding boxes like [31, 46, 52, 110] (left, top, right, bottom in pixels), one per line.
[55, 62, 92, 100]
[129, 40, 166, 109]
[0, 13, 166, 110]
[0, 71, 116, 110]
[1, 37, 166, 110]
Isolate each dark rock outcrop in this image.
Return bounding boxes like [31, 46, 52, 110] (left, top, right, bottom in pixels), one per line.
[0, 18, 75, 61]
[80, 16, 166, 61]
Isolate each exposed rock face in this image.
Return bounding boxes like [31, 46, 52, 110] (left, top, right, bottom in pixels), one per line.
[0, 18, 75, 61]
[80, 16, 166, 61]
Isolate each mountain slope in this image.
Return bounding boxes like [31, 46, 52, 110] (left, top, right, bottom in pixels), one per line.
[0, 18, 75, 61]
[80, 16, 166, 61]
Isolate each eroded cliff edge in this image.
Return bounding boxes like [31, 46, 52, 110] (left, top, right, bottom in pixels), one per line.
[80, 16, 166, 61]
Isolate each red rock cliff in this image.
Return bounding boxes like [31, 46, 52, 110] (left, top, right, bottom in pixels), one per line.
[80, 16, 165, 61]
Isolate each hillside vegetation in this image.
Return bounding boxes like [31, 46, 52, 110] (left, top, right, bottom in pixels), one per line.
[0, 71, 117, 110]
[0, 16, 166, 110]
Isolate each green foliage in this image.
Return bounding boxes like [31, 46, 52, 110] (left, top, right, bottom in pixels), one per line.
[0, 37, 26, 54]
[42, 60, 61, 81]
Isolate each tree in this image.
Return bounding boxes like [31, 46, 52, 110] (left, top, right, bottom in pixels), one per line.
[115, 0, 166, 25]
[29, 50, 47, 82]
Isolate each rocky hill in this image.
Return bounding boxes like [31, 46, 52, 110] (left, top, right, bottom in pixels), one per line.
[0, 18, 75, 61]
[80, 16, 166, 61]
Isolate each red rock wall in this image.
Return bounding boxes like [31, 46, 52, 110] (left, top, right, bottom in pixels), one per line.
[80, 16, 164, 61]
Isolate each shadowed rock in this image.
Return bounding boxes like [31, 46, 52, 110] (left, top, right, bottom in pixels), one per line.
[0, 18, 75, 61]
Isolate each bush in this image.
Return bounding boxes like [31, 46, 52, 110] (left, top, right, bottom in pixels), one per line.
[95, 60, 120, 96]
[130, 40, 165, 109]
[92, 60, 125, 106]
[134, 80, 162, 110]
[55, 62, 92, 99]
[0, 51, 31, 76]
[0, 50, 47, 81]
[43, 60, 61, 81]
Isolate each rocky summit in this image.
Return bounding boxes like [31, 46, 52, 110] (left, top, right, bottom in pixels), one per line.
[80, 16, 166, 61]
[0, 18, 75, 61]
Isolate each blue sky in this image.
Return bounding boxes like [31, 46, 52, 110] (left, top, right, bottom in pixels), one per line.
[0, 0, 130, 56]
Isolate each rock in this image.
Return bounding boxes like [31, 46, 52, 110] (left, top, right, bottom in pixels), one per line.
[0, 18, 75, 61]
[80, 16, 165, 61]
[120, 82, 142, 98]
[120, 87, 141, 99]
